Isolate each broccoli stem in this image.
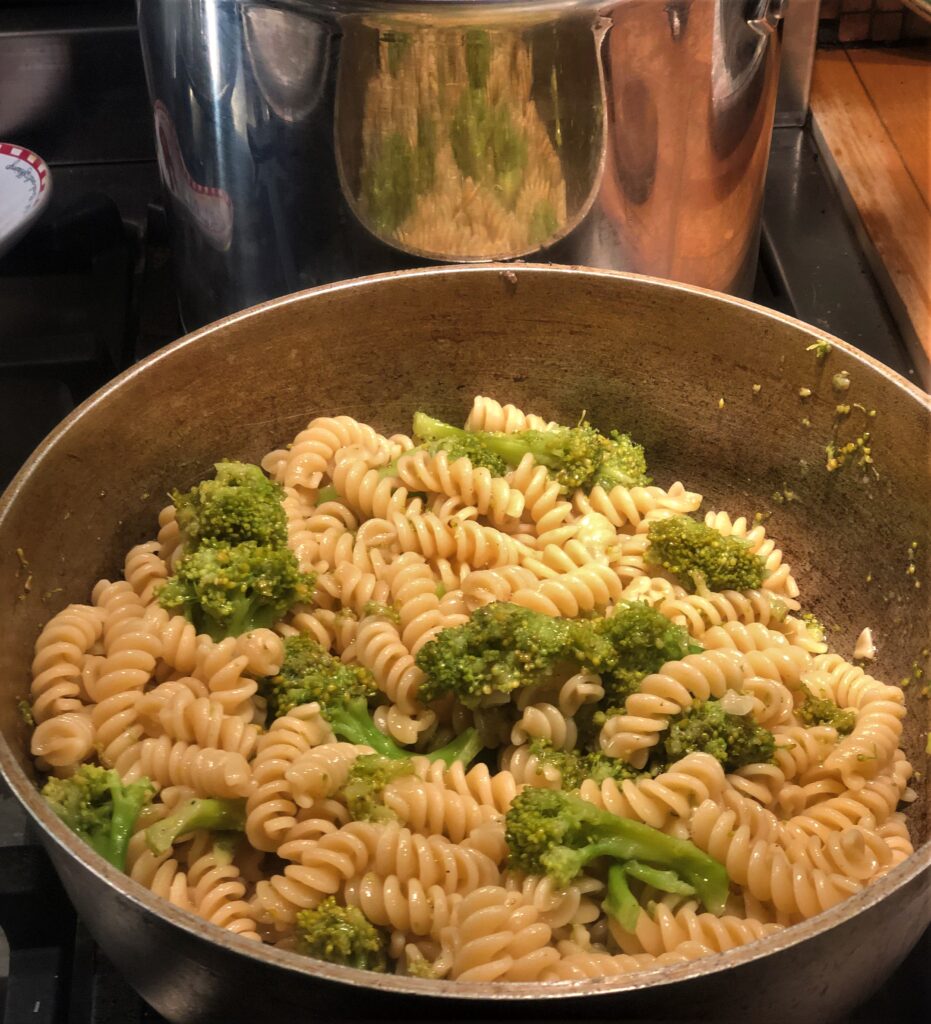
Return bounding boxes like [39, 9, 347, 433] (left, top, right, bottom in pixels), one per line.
[604, 863, 641, 933]
[145, 797, 246, 856]
[552, 824, 728, 915]
[413, 412, 463, 445]
[325, 699, 483, 766]
[427, 727, 484, 768]
[622, 860, 696, 896]
[316, 485, 340, 504]
[100, 777, 155, 870]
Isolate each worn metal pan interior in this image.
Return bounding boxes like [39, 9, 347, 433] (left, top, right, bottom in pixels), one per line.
[0, 265, 928, 1024]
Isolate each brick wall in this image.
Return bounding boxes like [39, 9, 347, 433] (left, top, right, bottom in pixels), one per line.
[819, 0, 931, 43]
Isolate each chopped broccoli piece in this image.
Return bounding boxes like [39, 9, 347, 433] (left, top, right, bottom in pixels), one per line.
[528, 738, 644, 789]
[261, 635, 376, 720]
[797, 686, 856, 735]
[342, 754, 415, 821]
[17, 698, 34, 726]
[145, 797, 246, 856]
[662, 699, 776, 772]
[571, 601, 697, 707]
[807, 339, 833, 361]
[604, 862, 641, 932]
[295, 897, 388, 972]
[416, 602, 574, 707]
[315, 485, 340, 504]
[505, 787, 728, 916]
[412, 411, 649, 494]
[325, 698, 483, 767]
[42, 765, 153, 870]
[172, 461, 288, 549]
[646, 515, 767, 593]
[590, 430, 650, 492]
[158, 541, 316, 642]
[362, 601, 400, 624]
[417, 601, 695, 718]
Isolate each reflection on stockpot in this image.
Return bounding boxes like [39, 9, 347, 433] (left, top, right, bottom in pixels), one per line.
[336, 15, 605, 261]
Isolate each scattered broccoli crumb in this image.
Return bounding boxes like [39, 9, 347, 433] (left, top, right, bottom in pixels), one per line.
[406, 956, 442, 979]
[801, 417, 811, 428]
[17, 699, 34, 726]
[807, 339, 832, 361]
[771, 486, 799, 505]
[825, 403, 877, 475]
[798, 387, 812, 399]
[717, 398, 725, 410]
[801, 611, 826, 641]
[832, 371, 851, 392]
[752, 384, 762, 395]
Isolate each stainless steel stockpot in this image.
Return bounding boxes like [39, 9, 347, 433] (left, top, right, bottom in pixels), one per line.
[1, 265, 928, 1023]
[137, 0, 785, 327]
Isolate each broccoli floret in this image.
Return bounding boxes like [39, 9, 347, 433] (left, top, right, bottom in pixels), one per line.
[662, 699, 776, 772]
[413, 412, 649, 494]
[797, 686, 856, 735]
[144, 796, 246, 856]
[295, 897, 388, 972]
[42, 765, 154, 871]
[158, 540, 316, 641]
[325, 698, 483, 767]
[590, 430, 651, 491]
[528, 738, 644, 789]
[342, 754, 415, 821]
[416, 602, 574, 708]
[571, 601, 697, 708]
[646, 515, 767, 593]
[504, 787, 728, 918]
[172, 461, 288, 549]
[261, 635, 376, 720]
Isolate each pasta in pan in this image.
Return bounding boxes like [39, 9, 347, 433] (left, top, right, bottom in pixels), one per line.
[26, 395, 918, 980]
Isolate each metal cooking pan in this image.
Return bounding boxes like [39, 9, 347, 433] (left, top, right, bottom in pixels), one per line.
[0, 265, 927, 1024]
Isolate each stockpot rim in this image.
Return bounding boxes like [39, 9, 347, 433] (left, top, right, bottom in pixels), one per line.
[1, 262, 928, 1002]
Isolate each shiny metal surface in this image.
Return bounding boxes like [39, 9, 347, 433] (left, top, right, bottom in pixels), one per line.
[762, 127, 927, 387]
[137, 0, 785, 328]
[0, 265, 928, 1024]
[774, 0, 819, 127]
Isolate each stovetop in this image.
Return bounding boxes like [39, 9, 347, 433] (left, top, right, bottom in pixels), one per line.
[0, 56, 929, 1024]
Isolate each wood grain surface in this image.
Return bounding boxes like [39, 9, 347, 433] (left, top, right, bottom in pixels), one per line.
[811, 47, 930, 363]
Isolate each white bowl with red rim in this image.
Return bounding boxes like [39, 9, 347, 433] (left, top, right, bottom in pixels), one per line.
[0, 142, 52, 258]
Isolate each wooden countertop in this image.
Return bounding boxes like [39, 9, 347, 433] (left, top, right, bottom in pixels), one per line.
[810, 46, 930, 369]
